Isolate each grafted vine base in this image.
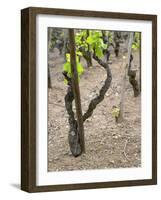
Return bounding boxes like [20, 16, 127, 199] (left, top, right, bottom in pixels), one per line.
[64, 85, 82, 157]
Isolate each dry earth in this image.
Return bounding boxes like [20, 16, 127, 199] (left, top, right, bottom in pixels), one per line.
[48, 48, 141, 171]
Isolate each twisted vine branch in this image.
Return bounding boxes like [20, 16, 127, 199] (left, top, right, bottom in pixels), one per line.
[83, 54, 112, 122]
[63, 53, 112, 157]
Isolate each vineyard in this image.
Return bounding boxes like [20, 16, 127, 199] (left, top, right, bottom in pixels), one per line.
[47, 28, 141, 171]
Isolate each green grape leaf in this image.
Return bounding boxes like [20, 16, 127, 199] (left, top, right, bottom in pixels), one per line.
[102, 43, 108, 49]
[86, 36, 94, 44]
[66, 53, 70, 62]
[95, 41, 104, 58]
[76, 51, 83, 56]
[63, 62, 71, 76]
[63, 53, 84, 84]
[95, 47, 103, 58]
[77, 62, 84, 75]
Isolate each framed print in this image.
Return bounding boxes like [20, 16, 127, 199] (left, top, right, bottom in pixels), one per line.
[21, 7, 157, 192]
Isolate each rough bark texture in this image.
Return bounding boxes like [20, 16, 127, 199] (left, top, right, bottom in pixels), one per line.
[65, 86, 82, 157]
[102, 31, 111, 62]
[86, 30, 93, 67]
[63, 72, 82, 157]
[82, 51, 92, 67]
[48, 66, 52, 88]
[83, 54, 112, 122]
[63, 53, 112, 156]
[128, 54, 140, 97]
[48, 28, 52, 89]
[79, 47, 93, 68]
[114, 32, 121, 57]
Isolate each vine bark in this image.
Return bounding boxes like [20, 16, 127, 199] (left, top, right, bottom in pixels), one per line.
[63, 53, 112, 157]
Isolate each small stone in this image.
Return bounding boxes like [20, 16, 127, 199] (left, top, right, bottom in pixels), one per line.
[68, 152, 73, 156]
[54, 126, 60, 130]
[109, 160, 115, 164]
[115, 92, 119, 97]
[102, 111, 106, 115]
[101, 126, 106, 130]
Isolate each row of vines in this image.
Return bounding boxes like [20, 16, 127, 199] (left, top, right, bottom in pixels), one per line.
[48, 28, 141, 157]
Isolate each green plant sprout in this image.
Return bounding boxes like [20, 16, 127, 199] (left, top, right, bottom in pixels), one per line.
[63, 30, 109, 84]
[132, 32, 141, 50]
[111, 106, 120, 118]
[63, 53, 84, 84]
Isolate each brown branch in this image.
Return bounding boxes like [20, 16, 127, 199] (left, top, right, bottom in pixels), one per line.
[83, 54, 112, 122]
[64, 84, 75, 127]
[128, 54, 140, 97]
[63, 51, 112, 155]
[63, 72, 82, 157]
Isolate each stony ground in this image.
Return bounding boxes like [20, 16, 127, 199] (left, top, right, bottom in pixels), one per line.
[48, 48, 141, 171]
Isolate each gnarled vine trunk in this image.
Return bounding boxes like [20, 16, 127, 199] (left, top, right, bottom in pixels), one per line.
[83, 54, 112, 121]
[48, 66, 52, 88]
[82, 51, 93, 68]
[64, 82, 82, 157]
[63, 53, 112, 157]
[113, 32, 121, 57]
[128, 54, 140, 97]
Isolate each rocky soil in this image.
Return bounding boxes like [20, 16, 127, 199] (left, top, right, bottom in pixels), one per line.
[48, 48, 141, 171]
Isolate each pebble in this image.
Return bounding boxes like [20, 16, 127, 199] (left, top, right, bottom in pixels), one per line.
[113, 135, 119, 139]
[86, 118, 91, 122]
[115, 92, 119, 97]
[54, 126, 60, 130]
[101, 126, 106, 130]
[109, 160, 115, 164]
